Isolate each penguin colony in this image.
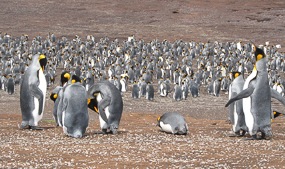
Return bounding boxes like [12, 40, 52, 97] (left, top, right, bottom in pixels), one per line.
[1, 33, 285, 139]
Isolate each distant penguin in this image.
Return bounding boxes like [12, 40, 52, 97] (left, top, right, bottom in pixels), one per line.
[159, 80, 169, 97]
[61, 82, 89, 138]
[139, 79, 147, 97]
[227, 72, 248, 136]
[181, 81, 189, 100]
[19, 54, 47, 130]
[225, 46, 273, 140]
[146, 82, 154, 101]
[6, 75, 15, 95]
[173, 83, 182, 101]
[157, 112, 188, 135]
[131, 81, 140, 99]
[213, 78, 222, 97]
[87, 80, 123, 134]
[189, 80, 199, 98]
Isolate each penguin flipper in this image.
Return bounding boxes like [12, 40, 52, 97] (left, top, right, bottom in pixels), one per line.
[30, 83, 44, 115]
[225, 87, 255, 107]
[98, 97, 111, 123]
[271, 88, 285, 106]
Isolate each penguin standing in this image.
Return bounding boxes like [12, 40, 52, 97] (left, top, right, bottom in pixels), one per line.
[181, 81, 188, 100]
[157, 112, 188, 135]
[131, 81, 140, 99]
[50, 86, 62, 126]
[87, 80, 123, 134]
[173, 83, 182, 101]
[61, 82, 89, 138]
[145, 82, 154, 101]
[227, 72, 248, 136]
[6, 75, 15, 95]
[226, 46, 272, 140]
[19, 54, 47, 130]
[213, 78, 222, 97]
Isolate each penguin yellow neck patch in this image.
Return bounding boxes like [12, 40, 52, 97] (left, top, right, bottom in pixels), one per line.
[157, 116, 160, 121]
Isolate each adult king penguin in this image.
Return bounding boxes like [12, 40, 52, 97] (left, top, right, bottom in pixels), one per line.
[225, 46, 272, 140]
[88, 80, 123, 134]
[227, 71, 248, 136]
[19, 54, 47, 130]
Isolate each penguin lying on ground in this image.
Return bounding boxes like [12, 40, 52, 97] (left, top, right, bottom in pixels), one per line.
[19, 54, 47, 130]
[157, 112, 188, 135]
[87, 80, 123, 134]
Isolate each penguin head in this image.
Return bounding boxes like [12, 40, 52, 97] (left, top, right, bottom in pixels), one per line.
[156, 116, 161, 126]
[273, 111, 283, 119]
[50, 93, 58, 102]
[253, 46, 266, 62]
[87, 98, 99, 113]
[61, 71, 71, 86]
[39, 54, 47, 71]
[71, 74, 82, 84]
[231, 72, 241, 79]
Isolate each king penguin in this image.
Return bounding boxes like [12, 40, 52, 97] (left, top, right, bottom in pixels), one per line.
[61, 82, 89, 138]
[87, 80, 123, 134]
[50, 86, 62, 126]
[227, 71, 248, 136]
[157, 112, 188, 135]
[225, 46, 272, 140]
[19, 54, 47, 130]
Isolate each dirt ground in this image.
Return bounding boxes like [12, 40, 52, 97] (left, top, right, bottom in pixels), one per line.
[1, 0, 285, 168]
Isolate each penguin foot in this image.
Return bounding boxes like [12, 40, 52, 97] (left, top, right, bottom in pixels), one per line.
[29, 126, 44, 130]
[18, 123, 30, 130]
[244, 135, 261, 140]
[94, 129, 110, 135]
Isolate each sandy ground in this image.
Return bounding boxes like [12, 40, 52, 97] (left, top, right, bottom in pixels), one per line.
[1, 0, 285, 168]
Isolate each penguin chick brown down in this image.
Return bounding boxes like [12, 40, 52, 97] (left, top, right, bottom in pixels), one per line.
[19, 54, 47, 130]
[87, 80, 123, 134]
[157, 112, 188, 135]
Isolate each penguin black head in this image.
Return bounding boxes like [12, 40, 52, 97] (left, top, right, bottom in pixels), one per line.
[273, 111, 283, 119]
[231, 71, 241, 79]
[50, 93, 58, 102]
[253, 46, 266, 61]
[60, 71, 71, 86]
[156, 116, 161, 126]
[71, 74, 82, 84]
[39, 54, 47, 71]
[87, 98, 99, 113]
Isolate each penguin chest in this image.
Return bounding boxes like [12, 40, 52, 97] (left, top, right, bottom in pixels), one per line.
[31, 69, 47, 125]
[159, 121, 174, 134]
[97, 93, 110, 129]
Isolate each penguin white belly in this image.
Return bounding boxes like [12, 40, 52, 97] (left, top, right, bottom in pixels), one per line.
[99, 107, 110, 129]
[160, 122, 174, 134]
[96, 93, 110, 129]
[233, 103, 238, 132]
[62, 110, 68, 135]
[242, 70, 257, 135]
[31, 69, 47, 126]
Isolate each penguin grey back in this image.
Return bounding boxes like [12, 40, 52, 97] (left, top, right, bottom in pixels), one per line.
[62, 83, 89, 138]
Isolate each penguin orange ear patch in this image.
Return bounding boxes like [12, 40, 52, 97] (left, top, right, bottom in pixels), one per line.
[256, 54, 263, 61]
[53, 94, 58, 99]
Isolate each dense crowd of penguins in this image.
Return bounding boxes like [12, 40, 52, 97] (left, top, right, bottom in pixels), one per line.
[1, 33, 284, 100]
